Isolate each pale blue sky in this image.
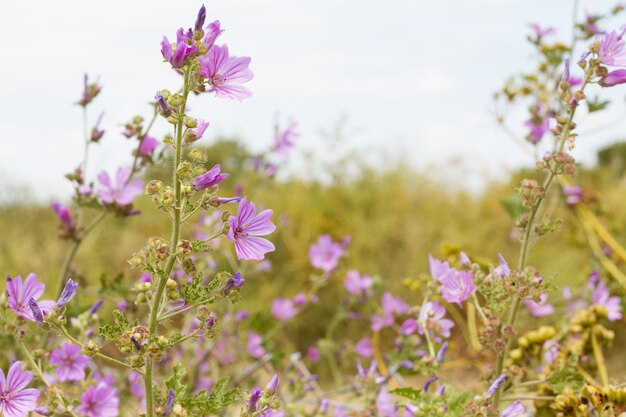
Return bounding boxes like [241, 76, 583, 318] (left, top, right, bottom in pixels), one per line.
[1, 0, 625, 201]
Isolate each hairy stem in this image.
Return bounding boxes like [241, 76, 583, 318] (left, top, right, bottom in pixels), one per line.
[144, 69, 190, 417]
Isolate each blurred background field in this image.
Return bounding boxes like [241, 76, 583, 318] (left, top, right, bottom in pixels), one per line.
[3, 138, 626, 378]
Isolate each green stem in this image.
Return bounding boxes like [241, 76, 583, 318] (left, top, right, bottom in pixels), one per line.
[493, 72, 592, 407]
[144, 68, 191, 417]
[54, 323, 141, 374]
[591, 331, 609, 386]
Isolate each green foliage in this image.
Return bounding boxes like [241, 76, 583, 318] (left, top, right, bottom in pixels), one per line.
[182, 272, 221, 305]
[98, 310, 130, 340]
[180, 376, 243, 415]
[546, 355, 586, 393]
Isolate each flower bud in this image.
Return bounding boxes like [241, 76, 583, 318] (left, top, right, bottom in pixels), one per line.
[184, 118, 198, 128]
[189, 149, 208, 162]
[146, 180, 163, 195]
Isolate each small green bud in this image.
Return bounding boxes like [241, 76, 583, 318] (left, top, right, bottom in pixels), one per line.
[145, 180, 163, 195]
[184, 117, 198, 128]
[132, 116, 144, 124]
[189, 149, 208, 162]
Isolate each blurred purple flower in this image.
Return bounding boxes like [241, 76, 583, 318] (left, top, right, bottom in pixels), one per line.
[185, 120, 210, 142]
[307, 347, 320, 362]
[227, 198, 275, 260]
[97, 168, 143, 206]
[592, 281, 623, 321]
[487, 374, 507, 397]
[273, 120, 300, 157]
[51, 202, 74, 229]
[500, 400, 526, 417]
[355, 337, 373, 358]
[0, 361, 39, 417]
[247, 332, 266, 359]
[271, 298, 298, 321]
[376, 387, 397, 417]
[139, 135, 159, 156]
[199, 44, 253, 101]
[563, 185, 583, 205]
[344, 269, 373, 296]
[543, 340, 559, 365]
[309, 235, 345, 272]
[76, 383, 119, 417]
[429, 255, 452, 280]
[50, 343, 90, 382]
[6, 274, 55, 322]
[401, 319, 419, 336]
[527, 23, 556, 39]
[221, 272, 244, 294]
[523, 293, 555, 317]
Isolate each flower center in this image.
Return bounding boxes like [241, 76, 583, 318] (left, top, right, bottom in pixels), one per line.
[233, 226, 248, 240]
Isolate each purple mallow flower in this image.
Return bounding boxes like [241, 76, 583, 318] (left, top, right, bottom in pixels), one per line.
[265, 375, 279, 395]
[203, 20, 223, 50]
[563, 185, 583, 205]
[599, 27, 626, 67]
[355, 337, 373, 358]
[97, 168, 143, 206]
[50, 343, 90, 382]
[271, 298, 298, 321]
[247, 332, 266, 358]
[165, 389, 175, 416]
[592, 281, 623, 321]
[418, 301, 454, 339]
[227, 198, 275, 260]
[247, 388, 262, 411]
[309, 235, 345, 272]
[51, 202, 74, 229]
[487, 374, 507, 397]
[500, 400, 526, 417]
[523, 293, 555, 317]
[192, 163, 229, 190]
[199, 44, 253, 101]
[221, 272, 244, 294]
[185, 120, 210, 143]
[76, 383, 119, 417]
[139, 135, 159, 156]
[344, 269, 373, 296]
[273, 120, 300, 157]
[161, 29, 199, 69]
[6, 274, 55, 322]
[439, 270, 476, 304]
[527, 23, 556, 39]
[371, 293, 410, 331]
[194, 5, 206, 32]
[0, 361, 39, 417]
[601, 69, 626, 87]
[57, 278, 78, 307]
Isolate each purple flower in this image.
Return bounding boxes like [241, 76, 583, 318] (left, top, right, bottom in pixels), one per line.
[97, 168, 143, 206]
[376, 387, 397, 417]
[248, 388, 262, 411]
[371, 293, 410, 331]
[50, 343, 90, 382]
[601, 69, 626, 87]
[265, 375, 279, 395]
[185, 120, 210, 143]
[161, 30, 199, 69]
[76, 383, 119, 417]
[0, 361, 39, 417]
[592, 281, 623, 321]
[429, 255, 452, 280]
[192, 164, 229, 191]
[309, 235, 345, 272]
[155, 93, 172, 116]
[307, 347, 320, 362]
[199, 44, 253, 101]
[273, 120, 300, 157]
[247, 332, 266, 359]
[418, 301, 454, 339]
[51, 202, 74, 229]
[194, 5, 206, 32]
[271, 298, 298, 321]
[436, 341, 448, 363]
[203, 20, 224, 50]
[599, 27, 626, 67]
[221, 272, 244, 294]
[423, 376, 438, 393]
[527, 23, 556, 39]
[57, 278, 78, 307]
[523, 293, 555, 317]
[439, 270, 476, 304]
[500, 400, 526, 417]
[523, 117, 550, 144]
[543, 340, 559, 365]
[6, 274, 55, 322]
[355, 337, 373, 358]
[227, 198, 276, 260]
[165, 389, 174, 416]
[293, 293, 307, 306]
[487, 374, 507, 397]
[563, 185, 583, 205]
[401, 319, 419, 335]
[28, 299, 44, 323]
[344, 270, 373, 296]
[139, 136, 159, 156]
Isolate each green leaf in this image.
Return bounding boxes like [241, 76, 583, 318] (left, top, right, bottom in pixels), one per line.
[98, 310, 130, 340]
[191, 240, 215, 253]
[165, 362, 188, 398]
[587, 96, 610, 113]
[390, 387, 422, 401]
